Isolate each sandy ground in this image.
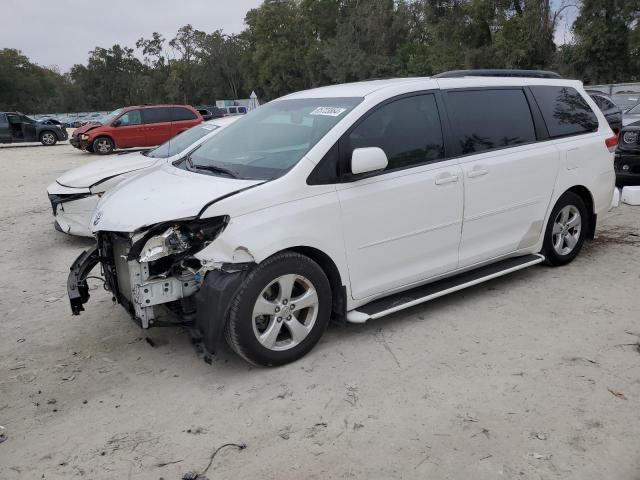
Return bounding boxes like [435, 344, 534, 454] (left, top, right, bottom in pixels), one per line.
[0, 140, 639, 480]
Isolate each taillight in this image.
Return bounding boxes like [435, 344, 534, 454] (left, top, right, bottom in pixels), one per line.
[605, 134, 618, 152]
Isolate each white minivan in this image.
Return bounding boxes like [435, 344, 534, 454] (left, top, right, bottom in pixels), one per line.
[68, 72, 617, 366]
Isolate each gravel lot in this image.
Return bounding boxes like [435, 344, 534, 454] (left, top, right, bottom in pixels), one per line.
[0, 141, 639, 479]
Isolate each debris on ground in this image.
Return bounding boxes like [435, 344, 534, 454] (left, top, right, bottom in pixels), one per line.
[532, 432, 548, 441]
[144, 337, 156, 348]
[0, 425, 6, 444]
[182, 442, 247, 480]
[532, 453, 552, 460]
[607, 388, 628, 400]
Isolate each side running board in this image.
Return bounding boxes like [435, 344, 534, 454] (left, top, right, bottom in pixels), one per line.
[346, 254, 545, 323]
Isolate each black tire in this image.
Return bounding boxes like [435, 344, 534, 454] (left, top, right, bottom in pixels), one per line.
[92, 136, 114, 155]
[39, 131, 57, 146]
[224, 251, 332, 366]
[542, 191, 589, 266]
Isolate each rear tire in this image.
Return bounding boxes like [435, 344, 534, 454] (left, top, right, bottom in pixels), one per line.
[542, 191, 588, 266]
[224, 251, 331, 366]
[40, 131, 57, 146]
[93, 136, 114, 155]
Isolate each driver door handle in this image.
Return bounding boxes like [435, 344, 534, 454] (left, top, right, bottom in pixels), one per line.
[435, 174, 459, 185]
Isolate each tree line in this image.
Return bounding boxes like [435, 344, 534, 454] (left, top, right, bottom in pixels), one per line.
[1, 0, 639, 114]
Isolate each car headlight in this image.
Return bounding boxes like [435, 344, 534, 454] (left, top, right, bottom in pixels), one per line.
[81, 134, 89, 140]
[133, 216, 229, 263]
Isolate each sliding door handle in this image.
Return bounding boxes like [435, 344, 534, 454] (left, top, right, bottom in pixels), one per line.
[467, 168, 488, 178]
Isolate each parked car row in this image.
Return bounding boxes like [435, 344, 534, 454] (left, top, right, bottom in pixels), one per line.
[52, 71, 617, 367]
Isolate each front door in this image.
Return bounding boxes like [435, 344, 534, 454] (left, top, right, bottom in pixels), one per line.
[444, 88, 560, 267]
[113, 109, 146, 148]
[19, 115, 38, 141]
[337, 93, 464, 300]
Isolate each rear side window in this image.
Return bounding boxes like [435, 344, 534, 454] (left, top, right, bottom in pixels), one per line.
[171, 107, 197, 121]
[348, 94, 445, 171]
[142, 107, 172, 124]
[0, 113, 7, 125]
[446, 89, 536, 155]
[530, 86, 598, 138]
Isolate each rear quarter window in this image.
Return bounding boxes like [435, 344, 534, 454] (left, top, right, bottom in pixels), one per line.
[446, 88, 537, 155]
[530, 86, 598, 138]
[171, 107, 198, 121]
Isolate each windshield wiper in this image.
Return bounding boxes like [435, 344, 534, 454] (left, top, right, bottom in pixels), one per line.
[188, 159, 239, 178]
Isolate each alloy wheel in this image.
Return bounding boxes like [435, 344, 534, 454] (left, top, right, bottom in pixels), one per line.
[552, 205, 582, 256]
[42, 133, 55, 145]
[96, 139, 111, 153]
[251, 274, 319, 351]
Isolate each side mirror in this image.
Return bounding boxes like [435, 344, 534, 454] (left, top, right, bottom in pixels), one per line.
[351, 147, 388, 175]
[112, 119, 121, 127]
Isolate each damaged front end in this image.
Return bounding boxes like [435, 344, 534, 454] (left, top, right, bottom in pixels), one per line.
[67, 215, 253, 351]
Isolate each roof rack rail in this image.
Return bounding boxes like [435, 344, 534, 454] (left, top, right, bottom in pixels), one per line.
[434, 69, 562, 79]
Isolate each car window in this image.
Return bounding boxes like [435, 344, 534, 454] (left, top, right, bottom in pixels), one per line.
[142, 107, 172, 124]
[187, 97, 362, 180]
[600, 98, 617, 110]
[7, 114, 21, 125]
[21, 115, 35, 124]
[0, 113, 7, 125]
[348, 94, 444, 171]
[171, 107, 197, 121]
[145, 123, 219, 158]
[446, 89, 536, 155]
[590, 95, 605, 109]
[118, 110, 142, 126]
[530, 86, 598, 138]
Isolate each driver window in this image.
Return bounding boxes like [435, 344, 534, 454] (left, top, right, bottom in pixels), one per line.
[117, 110, 142, 126]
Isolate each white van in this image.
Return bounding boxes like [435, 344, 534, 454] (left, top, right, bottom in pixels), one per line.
[68, 72, 617, 366]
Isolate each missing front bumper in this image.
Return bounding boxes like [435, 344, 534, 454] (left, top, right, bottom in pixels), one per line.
[68, 246, 100, 315]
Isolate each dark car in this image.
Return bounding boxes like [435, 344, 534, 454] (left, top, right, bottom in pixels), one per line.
[0, 112, 68, 146]
[614, 124, 640, 186]
[588, 92, 622, 133]
[196, 105, 226, 119]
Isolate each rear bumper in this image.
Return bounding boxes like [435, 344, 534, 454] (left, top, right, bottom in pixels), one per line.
[614, 152, 640, 185]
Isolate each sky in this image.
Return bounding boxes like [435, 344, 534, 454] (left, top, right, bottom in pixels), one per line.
[2, 0, 576, 73]
[0, 0, 263, 72]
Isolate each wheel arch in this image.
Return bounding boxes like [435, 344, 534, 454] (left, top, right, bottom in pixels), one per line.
[286, 245, 347, 320]
[565, 185, 596, 239]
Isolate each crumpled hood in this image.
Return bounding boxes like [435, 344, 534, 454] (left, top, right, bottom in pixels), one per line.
[92, 163, 263, 232]
[57, 152, 159, 188]
[72, 123, 101, 136]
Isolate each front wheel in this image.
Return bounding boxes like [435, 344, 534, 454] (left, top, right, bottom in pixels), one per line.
[92, 137, 114, 154]
[224, 252, 332, 366]
[542, 191, 588, 266]
[40, 131, 57, 146]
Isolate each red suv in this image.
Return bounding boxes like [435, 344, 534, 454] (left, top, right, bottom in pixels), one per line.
[70, 105, 203, 154]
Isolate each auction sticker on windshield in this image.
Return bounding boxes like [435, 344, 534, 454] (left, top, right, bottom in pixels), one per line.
[310, 107, 347, 117]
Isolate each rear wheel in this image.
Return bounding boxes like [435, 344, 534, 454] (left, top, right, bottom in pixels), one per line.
[93, 137, 114, 154]
[542, 191, 588, 266]
[224, 251, 331, 366]
[40, 131, 57, 146]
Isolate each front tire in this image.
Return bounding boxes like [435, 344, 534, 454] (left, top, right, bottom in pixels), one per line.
[224, 251, 332, 366]
[542, 191, 588, 266]
[40, 131, 57, 146]
[93, 136, 114, 154]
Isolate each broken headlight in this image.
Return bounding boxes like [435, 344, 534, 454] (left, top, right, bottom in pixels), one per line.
[131, 216, 229, 263]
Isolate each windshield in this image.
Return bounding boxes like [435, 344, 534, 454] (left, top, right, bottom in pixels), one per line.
[627, 103, 640, 114]
[145, 123, 220, 158]
[185, 97, 362, 180]
[611, 95, 640, 110]
[100, 108, 123, 125]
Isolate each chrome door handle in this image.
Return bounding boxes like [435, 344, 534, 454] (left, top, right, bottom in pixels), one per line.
[435, 174, 459, 185]
[467, 168, 488, 178]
